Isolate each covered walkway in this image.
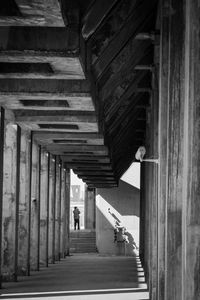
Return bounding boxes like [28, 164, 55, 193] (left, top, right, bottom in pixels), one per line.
[0, 0, 200, 299]
[0, 254, 149, 300]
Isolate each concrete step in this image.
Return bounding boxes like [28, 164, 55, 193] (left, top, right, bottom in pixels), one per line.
[70, 230, 96, 238]
[70, 230, 97, 253]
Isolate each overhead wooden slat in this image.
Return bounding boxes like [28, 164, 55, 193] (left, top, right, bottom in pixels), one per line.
[14, 110, 97, 124]
[92, 0, 157, 79]
[0, 93, 94, 111]
[104, 72, 150, 123]
[98, 41, 153, 102]
[66, 162, 112, 168]
[0, 27, 78, 52]
[82, 0, 118, 40]
[0, 0, 66, 27]
[61, 156, 111, 163]
[33, 132, 103, 140]
[0, 79, 91, 93]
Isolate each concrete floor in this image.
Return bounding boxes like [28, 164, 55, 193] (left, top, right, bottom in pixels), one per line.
[0, 254, 149, 300]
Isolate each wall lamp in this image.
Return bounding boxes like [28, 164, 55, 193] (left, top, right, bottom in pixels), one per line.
[135, 146, 159, 164]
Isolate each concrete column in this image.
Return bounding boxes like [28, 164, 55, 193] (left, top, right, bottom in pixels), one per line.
[46, 153, 50, 267]
[48, 155, 56, 264]
[0, 108, 5, 287]
[39, 149, 48, 266]
[60, 166, 66, 258]
[85, 187, 96, 230]
[18, 129, 31, 276]
[37, 145, 41, 270]
[55, 158, 61, 261]
[157, 1, 170, 298]
[139, 163, 145, 266]
[161, 1, 185, 299]
[30, 139, 39, 271]
[183, 1, 200, 299]
[64, 168, 70, 256]
[157, 1, 200, 299]
[2, 122, 17, 281]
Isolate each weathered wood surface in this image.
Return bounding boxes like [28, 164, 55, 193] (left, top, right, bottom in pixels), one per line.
[39, 150, 48, 266]
[0, 108, 4, 287]
[0, 0, 66, 27]
[15, 111, 97, 124]
[48, 154, 56, 264]
[92, 1, 156, 79]
[82, 0, 118, 40]
[0, 93, 94, 111]
[184, 1, 200, 299]
[2, 123, 17, 280]
[0, 27, 78, 52]
[157, 1, 170, 298]
[18, 129, 31, 276]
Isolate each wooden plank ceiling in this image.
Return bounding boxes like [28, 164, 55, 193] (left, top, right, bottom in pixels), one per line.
[0, 0, 158, 188]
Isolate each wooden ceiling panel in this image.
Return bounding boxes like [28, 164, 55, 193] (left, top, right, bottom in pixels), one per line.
[0, 0, 66, 27]
[0, 0, 158, 187]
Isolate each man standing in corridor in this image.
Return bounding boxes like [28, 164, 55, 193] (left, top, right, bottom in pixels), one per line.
[73, 206, 80, 230]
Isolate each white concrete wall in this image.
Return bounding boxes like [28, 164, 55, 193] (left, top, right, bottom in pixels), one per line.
[96, 179, 140, 256]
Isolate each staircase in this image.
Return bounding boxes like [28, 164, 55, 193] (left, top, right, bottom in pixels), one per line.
[70, 230, 97, 253]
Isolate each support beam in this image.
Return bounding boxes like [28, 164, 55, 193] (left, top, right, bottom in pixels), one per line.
[46, 153, 50, 267]
[30, 136, 38, 272]
[2, 122, 17, 281]
[55, 160, 61, 261]
[0, 51, 84, 80]
[48, 154, 56, 264]
[14, 125, 20, 281]
[45, 145, 107, 152]
[15, 111, 97, 124]
[0, 79, 90, 94]
[0, 27, 78, 52]
[68, 163, 112, 169]
[33, 132, 103, 141]
[0, 0, 66, 27]
[62, 156, 110, 163]
[82, 0, 118, 39]
[64, 168, 70, 256]
[92, 0, 157, 79]
[0, 107, 4, 288]
[75, 170, 114, 176]
[18, 129, 31, 276]
[0, 93, 94, 112]
[39, 149, 48, 267]
[84, 187, 96, 230]
[37, 145, 41, 271]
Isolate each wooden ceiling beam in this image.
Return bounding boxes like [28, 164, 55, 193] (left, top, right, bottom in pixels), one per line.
[87, 184, 118, 188]
[64, 162, 111, 168]
[0, 27, 78, 53]
[61, 156, 110, 163]
[92, 1, 157, 79]
[99, 41, 152, 101]
[0, 79, 90, 94]
[14, 111, 97, 124]
[0, 0, 66, 27]
[0, 92, 94, 112]
[82, 0, 118, 40]
[0, 53, 84, 80]
[44, 144, 108, 152]
[33, 132, 103, 140]
[105, 71, 150, 123]
[80, 175, 116, 180]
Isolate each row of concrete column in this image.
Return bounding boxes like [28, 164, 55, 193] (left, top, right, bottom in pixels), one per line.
[140, 1, 200, 299]
[0, 109, 70, 286]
